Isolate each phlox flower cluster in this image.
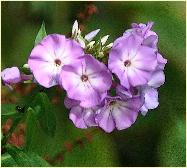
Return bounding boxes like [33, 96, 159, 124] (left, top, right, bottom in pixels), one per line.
[1, 21, 167, 133]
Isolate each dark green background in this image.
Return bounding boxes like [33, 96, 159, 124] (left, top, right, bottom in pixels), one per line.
[1, 1, 186, 167]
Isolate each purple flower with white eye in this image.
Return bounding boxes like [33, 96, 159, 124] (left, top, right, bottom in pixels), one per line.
[95, 96, 143, 133]
[123, 22, 158, 49]
[64, 97, 98, 129]
[1, 67, 21, 87]
[59, 55, 112, 108]
[108, 34, 158, 89]
[116, 53, 167, 116]
[28, 34, 84, 88]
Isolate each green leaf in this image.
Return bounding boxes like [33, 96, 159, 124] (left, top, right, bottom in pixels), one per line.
[1, 104, 19, 124]
[1, 104, 23, 124]
[2, 104, 17, 116]
[7, 146, 50, 167]
[34, 21, 47, 45]
[31, 92, 56, 137]
[1, 153, 18, 167]
[18, 85, 41, 109]
[24, 107, 39, 151]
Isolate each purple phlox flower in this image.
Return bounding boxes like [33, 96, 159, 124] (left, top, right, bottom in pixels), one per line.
[1, 67, 22, 90]
[28, 34, 84, 88]
[123, 21, 158, 49]
[109, 34, 158, 89]
[1, 67, 35, 90]
[1, 67, 21, 84]
[70, 106, 98, 129]
[60, 54, 112, 108]
[95, 95, 143, 133]
[116, 53, 167, 116]
[64, 97, 98, 129]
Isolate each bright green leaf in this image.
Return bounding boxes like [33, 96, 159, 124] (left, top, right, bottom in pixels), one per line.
[1, 153, 18, 167]
[34, 21, 47, 46]
[7, 146, 50, 167]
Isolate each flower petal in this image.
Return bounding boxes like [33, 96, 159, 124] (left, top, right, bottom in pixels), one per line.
[85, 29, 100, 41]
[89, 71, 112, 92]
[69, 106, 87, 129]
[113, 97, 142, 130]
[72, 20, 79, 36]
[79, 83, 102, 108]
[31, 62, 58, 88]
[60, 64, 82, 91]
[64, 97, 80, 109]
[156, 53, 167, 70]
[96, 108, 115, 133]
[140, 87, 159, 115]
[83, 108, 97, 127]
[101, 35, 109, 45]
[142, 35, 158, 49]
[148, 70, 165, 88]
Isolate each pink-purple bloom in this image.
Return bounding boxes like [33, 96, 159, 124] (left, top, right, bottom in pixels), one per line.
[123, 21, 158, 49]
[60, 54, 112, 108]
[1, 67, 21, 86]
[95, 95, 143, 133]
[1, 21, 167, 133]
[116, 84, 159, 116]
[109, 34, 158, 89]
[64, 97, 98, 128]
[108, 21, 167, 92]
[28, 34, 84, 88]
[61, 22, 167, 131]
[70, 106, 98, 129]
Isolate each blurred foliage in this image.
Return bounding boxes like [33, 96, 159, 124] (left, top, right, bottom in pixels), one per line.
[1, 1, 186, 167]
[6, 145, 50, 166]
